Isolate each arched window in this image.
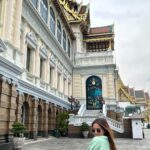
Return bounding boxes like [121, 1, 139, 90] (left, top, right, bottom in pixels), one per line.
[57, 20, 62, 44]
[21, 102, 29, 125]
[40, 0, 48, 22]
[68, 39, 70, 57]
[63, 30, 66, 51]
[37, 105, 42, 136]
[86, 76, 102, 110]
[48, 108, 52, 133]
[31, 0, 38, 8]
[50, 7, 56, 35]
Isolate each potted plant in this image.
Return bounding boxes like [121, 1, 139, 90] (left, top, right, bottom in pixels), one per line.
[80, 122, 89, 138]
[11, 122, 27, 150]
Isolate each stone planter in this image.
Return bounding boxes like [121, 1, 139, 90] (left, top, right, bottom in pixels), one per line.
[82, 131, 89, 138]
[12, 137, 25, 150]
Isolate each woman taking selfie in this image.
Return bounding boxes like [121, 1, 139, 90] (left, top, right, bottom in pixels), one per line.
[88, 118, 116, 150]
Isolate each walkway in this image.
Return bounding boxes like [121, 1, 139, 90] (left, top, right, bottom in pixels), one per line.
[23, 129, 150, 150]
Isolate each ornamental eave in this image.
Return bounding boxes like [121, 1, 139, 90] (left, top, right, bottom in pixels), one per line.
[83, 37, 113, 42]
[53, 0, 76, 40]
[0, 56, 23, 81]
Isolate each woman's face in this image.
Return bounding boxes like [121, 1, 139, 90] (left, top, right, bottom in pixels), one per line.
[92, 123, 105, 136]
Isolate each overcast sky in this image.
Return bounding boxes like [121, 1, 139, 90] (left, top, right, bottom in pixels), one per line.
[77, 0, 150, 92]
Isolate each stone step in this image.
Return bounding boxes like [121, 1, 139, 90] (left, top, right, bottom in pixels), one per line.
[83, 110, 100, 116]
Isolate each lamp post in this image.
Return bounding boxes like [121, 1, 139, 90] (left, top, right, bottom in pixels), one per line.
[68, 96, 75, 110]
[98, 96, 105, 109]
[74, 99, 80, 110]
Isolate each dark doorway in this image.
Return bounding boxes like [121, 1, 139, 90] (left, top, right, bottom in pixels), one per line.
[86, 76, 103, 110]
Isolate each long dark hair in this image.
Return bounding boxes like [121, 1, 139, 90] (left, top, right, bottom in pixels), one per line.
[92, 118, 116, 150]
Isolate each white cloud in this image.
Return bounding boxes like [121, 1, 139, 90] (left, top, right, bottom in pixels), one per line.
[77, 0, 150, 91]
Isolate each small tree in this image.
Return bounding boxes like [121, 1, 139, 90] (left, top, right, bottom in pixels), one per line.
[56, 112, 69, 136]
[11, 122, 27, 137]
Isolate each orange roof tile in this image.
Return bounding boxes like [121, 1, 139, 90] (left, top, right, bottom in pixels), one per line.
[89, 25, 113, 34]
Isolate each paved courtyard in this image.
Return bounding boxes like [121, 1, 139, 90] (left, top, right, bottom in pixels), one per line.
[23, 129, 150, 150]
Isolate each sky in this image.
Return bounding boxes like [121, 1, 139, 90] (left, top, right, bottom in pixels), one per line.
[77, 0, 150, 92]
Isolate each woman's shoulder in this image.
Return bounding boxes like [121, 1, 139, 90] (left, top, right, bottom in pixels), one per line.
[88, 136, 110, 150]
[92, 136, 108, 142]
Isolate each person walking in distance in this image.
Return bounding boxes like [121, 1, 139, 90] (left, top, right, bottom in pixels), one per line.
[88, 118, 116, 150]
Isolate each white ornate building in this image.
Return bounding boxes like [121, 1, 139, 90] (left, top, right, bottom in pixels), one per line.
[0, 0, 121, 147]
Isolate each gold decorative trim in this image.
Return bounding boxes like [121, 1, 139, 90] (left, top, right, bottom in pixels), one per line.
[59, 0, 86, 22]
[83, 37, 112, 42]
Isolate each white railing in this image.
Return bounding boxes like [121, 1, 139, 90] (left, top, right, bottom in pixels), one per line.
[75, 51, 115, 67]
[69, 114, 124, 133]
[78, 103, 86, 115]
[69, 115, 98, 126]
[75, 51, 114, 58]
[72, 103, 124, 133]
[105, 116, 124, 133]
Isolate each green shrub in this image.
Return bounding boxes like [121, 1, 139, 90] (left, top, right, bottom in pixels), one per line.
[56, 112, 69, 136]
[80, 122, 89, 131]
[11, 122, 27, 137]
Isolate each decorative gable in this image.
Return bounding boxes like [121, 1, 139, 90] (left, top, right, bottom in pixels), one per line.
[26, 32, 37, 49]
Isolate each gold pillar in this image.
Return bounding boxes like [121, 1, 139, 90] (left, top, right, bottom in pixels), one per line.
[51, 104, 56, 130]
[43, 102, 49, 137]
[30, 98, 38, 139]
[16, 91, 24, 122]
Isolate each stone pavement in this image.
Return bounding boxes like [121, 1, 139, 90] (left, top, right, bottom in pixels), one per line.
[23, 129, 150, 150]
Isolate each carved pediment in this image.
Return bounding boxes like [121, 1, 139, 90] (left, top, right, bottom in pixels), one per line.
[40, 46, 48, 59]
[50, 53, 57, 67]
[26, 32, 37, 49]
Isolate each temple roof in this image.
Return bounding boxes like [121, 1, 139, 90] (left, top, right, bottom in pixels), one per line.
[53, 0, 76, 40]
[58, 0, 90, 23]
[89, 25, 114, 35]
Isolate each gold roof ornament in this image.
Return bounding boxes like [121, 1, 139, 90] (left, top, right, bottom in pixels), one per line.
[59, 0, 87, 22]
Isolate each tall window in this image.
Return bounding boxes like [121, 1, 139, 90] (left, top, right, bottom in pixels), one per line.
[68, 39, 70, 57]
[68, 82, 71, 96]
[57, 20, 62, 44]
[40, 58, 43, 78]
[63, 30, 66, 51]
[50, 8, 55, 35]
[40, 0, 48, 22]
[57, 73, 61, 91]
[21, 102, 29, 125]
[26, 47, 31, 72]
[31, 0, 38, 8]
[63, 78, 66, 94]
[50, 66, 54, 87]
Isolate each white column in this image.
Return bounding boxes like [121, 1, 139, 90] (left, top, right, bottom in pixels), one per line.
[35, 41, 40, 77]
[13, 0, 23, 48]
[0, 0, 7, 38]
[45, 59, 49, 83]
[4, 0, 14, 41]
